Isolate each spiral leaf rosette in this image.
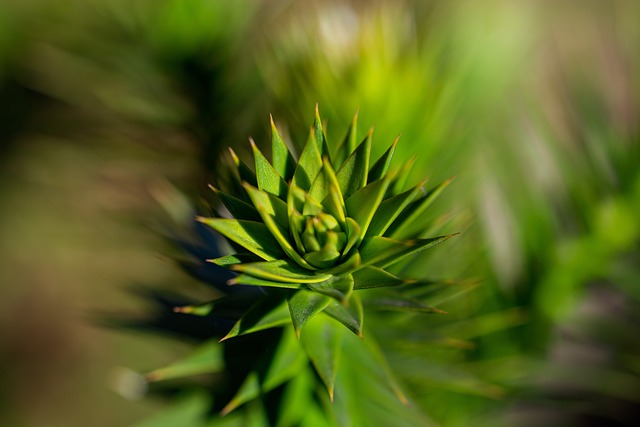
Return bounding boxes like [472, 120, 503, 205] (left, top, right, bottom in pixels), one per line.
[198, 107, 455, 341]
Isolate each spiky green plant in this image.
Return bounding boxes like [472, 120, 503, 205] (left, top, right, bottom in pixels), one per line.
[133, 107, 457, 427]
[197, 106, 454, 342]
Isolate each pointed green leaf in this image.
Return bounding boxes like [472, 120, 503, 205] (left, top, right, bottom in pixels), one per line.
[342, 217, 362, 257]
[228, 147, 257, 187]
[345, 177, 390, 239]
[243, 183, 316, 270]
[287, 290, 331, 337]
[250, 139, 289, 199]
[196, 218, 284, 261]
[333, 110, 358, 168]
[358, 235, 455, 270]
[313, 103, 328, 157]
[320, 160, 347, 225]
[302, 193, 323, 216]
[221, 295, 290, 341]
[303, 247, 341, 270]
[287, 183, 306, 213]
[358, 236, 414, 267]
[292, 128, 323, 191]
[146, 340, 223, 382]
[365, 180, 425, 238]
[229, 274, 303, 289]
[231, 259, 331, 284]
[387, 178, 453, 239]
[288, 185, 307, 254]
[270, 114, 296, 181]
[378, 234, 457, 269]
[307, 274, 354, 303]
[300, 313, 343, 400]
[175, 294, 261, 319]
[210, 186, 261, 222]
[322, 292, 364, 337]
[389, 156, 416, 194]
[172, 301, 215, 316]
[322, 185, 347, 227]
[336, 128, 372, 198]
[307, 164, 329, 203]
[210, 253, 261, 267]
[221, 328, 306, 415]
[352, 266, 412, 290]
[326, 250, 361, 275]
[368, 136, 399, 183]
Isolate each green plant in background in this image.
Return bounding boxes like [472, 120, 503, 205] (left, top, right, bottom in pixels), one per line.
[134, 107, 458, 427]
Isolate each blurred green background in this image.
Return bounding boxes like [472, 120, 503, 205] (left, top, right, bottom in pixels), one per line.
[1, 0, 638, 426]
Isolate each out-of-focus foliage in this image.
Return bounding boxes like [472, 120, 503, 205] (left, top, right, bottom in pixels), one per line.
[1, 0, 639, 426]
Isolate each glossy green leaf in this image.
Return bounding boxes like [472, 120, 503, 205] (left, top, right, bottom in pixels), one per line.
[221, 295, 290, 341]
[250, 139, 289, 199]
[307, 274, 354, 303]
[322, 185, 347, 228]
[378, 234, 457, 269]
[320, 159, 347, 225]
[365, 180, 425, 238]
[228, 147, 257, 187]
[301, 194, 322, 218]
[292, 127, 323, 191]
[243, 184, 315, 270]
[322, 292, 364, 337]
[342, 217, 362, 257]
[313, 103, 328, 157]
[287, 185, 307, 254]
[210, 253, 261, 267]
[368, 136, 398, 183]
[300, 313, 343, 400]
[389, 156, 416, 195]
[287, 290, 332, 337]
[333, 110, 358, 168]
[303, 247, 341, 270]
[345, 178, 391, 240]
[358, 236, 415, 267]
[326, 250, 362, 275]
[231, 259, 331, 283]
[145, 340, 223, 382]
[210, 186, 261, 222]
[196, 218, 284, 261]
[229, 274, 303, 289]
[221, 328, 306, 415]
[172, 301, 215, 316]
[336, 128, 372, 198]
[352, 266, 411, 290]
[358, 235, 455, 270]
[307, 164, 329, 203]
[270, 114, 296, 181]
[387, 178, 453, 239]
[174, 294, 261, 319]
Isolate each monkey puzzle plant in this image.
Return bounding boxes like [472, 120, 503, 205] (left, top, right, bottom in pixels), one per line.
[198, 106, 454, 340]
[138, 107, 456, 426]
